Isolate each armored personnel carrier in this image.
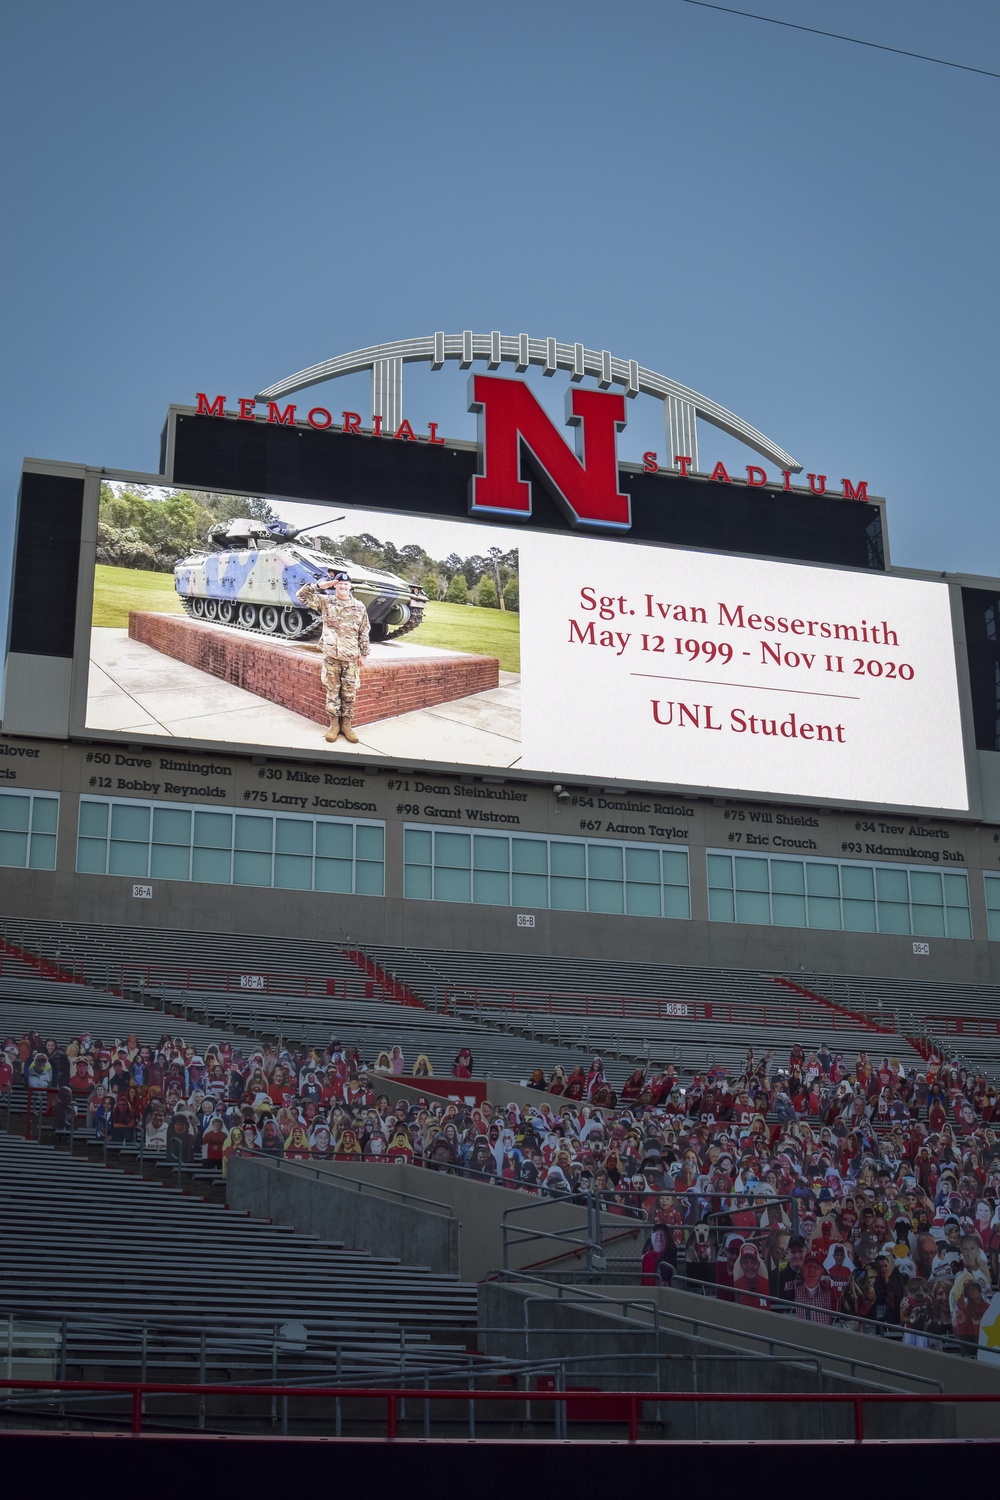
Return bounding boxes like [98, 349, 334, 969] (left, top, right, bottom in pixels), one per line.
[173, 519, 427, 642]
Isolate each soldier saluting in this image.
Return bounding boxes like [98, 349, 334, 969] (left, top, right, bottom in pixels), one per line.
[296, 568, 370, 744]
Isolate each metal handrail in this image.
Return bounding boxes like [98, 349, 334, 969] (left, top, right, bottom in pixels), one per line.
[0, 1377, 993, 1442]
[499, 1271, 946, 1393]
[2, 1308, 827, 1386]
[247, 1148, 455, 1217]
[544, 1263, 975, 1356]
[500, 1187, 642, 1274]
[444, 982, 897, 1028]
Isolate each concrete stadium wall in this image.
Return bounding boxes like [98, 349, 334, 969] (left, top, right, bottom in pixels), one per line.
[325, 1161, 644, 1282]
[477, 1283, 947, 1440]
[477, 1281, 1000, 1439]
[3, 865, 998, 987]
[227, 1155, 644, 1284]
[227, 1154, 461, 1276]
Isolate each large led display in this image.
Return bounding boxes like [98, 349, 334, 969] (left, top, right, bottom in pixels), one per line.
[80, 483, 969, 814]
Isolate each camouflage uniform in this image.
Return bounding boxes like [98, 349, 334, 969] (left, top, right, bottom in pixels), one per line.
[295, 582, 371, 719]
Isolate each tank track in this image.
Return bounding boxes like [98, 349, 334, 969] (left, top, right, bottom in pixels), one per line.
[381, 602, 426, 642]
[179, 596, 322, 643]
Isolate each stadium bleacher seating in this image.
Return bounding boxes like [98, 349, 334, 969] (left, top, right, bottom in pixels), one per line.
[0, 1129, 475, 1386]
[8, 913, 997, 1086]
[2, 919, 997, 1412]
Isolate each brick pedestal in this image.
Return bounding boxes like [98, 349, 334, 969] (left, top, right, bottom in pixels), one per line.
[128, 612, 499, 726]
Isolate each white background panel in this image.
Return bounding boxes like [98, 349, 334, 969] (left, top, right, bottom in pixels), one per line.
[518, 534, 968, 812]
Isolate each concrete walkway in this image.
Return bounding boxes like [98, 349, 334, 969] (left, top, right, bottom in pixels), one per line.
[86, 628, 522, 766]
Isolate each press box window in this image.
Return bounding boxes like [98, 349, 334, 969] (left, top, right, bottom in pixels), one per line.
[77, 797, 384, 896]
[0, 790, 59, 871]
[404, 826, 689, 918]
[986, 875, 1000, 943]
[709, 850, 971, 939]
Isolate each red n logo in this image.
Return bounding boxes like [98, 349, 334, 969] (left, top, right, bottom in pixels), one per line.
[469, 375, 630, 530]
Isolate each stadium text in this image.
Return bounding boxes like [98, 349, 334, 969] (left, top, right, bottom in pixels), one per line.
[196, 381, 869, 522]
[196, 392, 447, 445]
[650, 703, 847, 744]
[641, 451, 869, 501]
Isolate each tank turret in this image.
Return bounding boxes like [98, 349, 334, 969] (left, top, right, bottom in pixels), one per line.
[174, 520, 427, 642]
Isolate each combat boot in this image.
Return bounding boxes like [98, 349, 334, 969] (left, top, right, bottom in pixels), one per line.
[340, 717, 359, 744]
[325, 718, 341, 743]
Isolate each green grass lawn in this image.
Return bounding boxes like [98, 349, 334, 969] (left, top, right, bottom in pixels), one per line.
[91, 566, 521, 672]
[405, 600, 520, 672]
[92, 565, 185, 627]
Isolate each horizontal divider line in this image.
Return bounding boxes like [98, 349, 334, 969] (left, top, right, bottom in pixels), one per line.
[629, 672, 861, 701]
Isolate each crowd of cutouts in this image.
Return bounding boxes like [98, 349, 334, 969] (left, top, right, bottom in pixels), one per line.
[4, 1029, 998, 1353]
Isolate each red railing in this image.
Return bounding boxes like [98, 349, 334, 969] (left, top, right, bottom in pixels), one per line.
[925, 1015, 1000, 1039]
[118, 964, 381, 1000]
[0, 1379, 995, 1442]
[0, 946, 425, 1009]
[0, 939, 93, 988]
[771, 976, 895, 1036]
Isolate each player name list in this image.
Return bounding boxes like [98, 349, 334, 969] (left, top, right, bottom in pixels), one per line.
[0, 737, 988, 871]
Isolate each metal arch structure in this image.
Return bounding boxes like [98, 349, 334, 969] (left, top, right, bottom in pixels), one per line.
[256, 332, 802, 474]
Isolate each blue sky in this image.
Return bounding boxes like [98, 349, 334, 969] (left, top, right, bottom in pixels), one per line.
[2, 0, 998, 619]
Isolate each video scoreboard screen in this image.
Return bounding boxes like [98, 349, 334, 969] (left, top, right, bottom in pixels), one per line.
[6, 376, 989, 821]
[73, 472, 969, 816]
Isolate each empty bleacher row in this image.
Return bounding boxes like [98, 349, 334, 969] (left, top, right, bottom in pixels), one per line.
[0, 982, 621, 1086]
[0, 973, 230, 1058]
[0, 982, 953, 1092]
[366, 944, 999, 1079]
[0, 978, 725, 1087]
[7, 915, 999, 1035]
[0, 937, 838, 1085]
[1, 915, 995, 1083]
[0, 966, 915, 1087]
[364, 948, 930, 1079]
[143, 977, 947, 1084]
[0, 972, 704, 1093]
[0, 916, 371, 994]
[368, 942, 1000, 1023]
[0, 1131, 476, 1384]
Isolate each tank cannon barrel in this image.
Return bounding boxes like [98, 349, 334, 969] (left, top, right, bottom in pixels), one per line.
[279, 516, 344, 542]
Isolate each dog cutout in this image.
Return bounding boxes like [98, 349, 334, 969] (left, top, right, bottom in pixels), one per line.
[683, 1221, 719, 1293]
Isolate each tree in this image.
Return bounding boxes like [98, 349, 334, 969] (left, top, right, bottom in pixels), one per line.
[311, 533, 345, 557]
[100, 486, 152, 534]
[477, 576, 499, 609]
[421, 572, 440, 600]
[487, 546, 506, 610]
[502, 578, 519, 612]
[446, 573, 468, 604]
[97, 484, 284, 569]
[399, 543, 429, 579]
[197, 492, 277, 526]
[96, 522, 160, 571]
[337, 533, 384, 567]
[143, 494, 205, 560]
